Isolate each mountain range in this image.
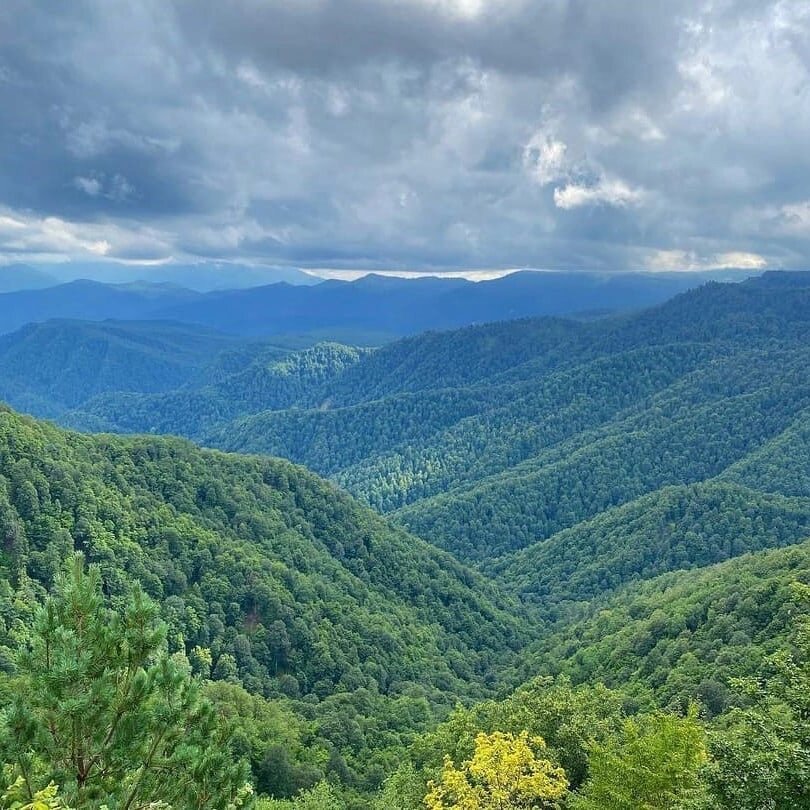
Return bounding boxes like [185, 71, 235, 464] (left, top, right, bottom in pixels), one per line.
[0, 269, 809, 806]
[0, 269, 752, 338]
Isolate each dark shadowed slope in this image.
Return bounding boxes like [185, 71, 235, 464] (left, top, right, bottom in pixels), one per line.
[0, 319, 243, 417]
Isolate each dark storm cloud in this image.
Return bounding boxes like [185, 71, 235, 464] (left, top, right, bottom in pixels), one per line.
[173, 0, 685, 106]
[1, 0, 809, 270]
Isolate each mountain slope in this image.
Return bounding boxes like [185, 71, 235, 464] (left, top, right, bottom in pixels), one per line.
[54, 273, 810, 575]
[66, 341, 369, 435]
[0, 319, 242, 417]
[507, 538, 810, 713]
[0, 407, 525, 705]
[212, 343, 722, 509]
[394, 345, 810, 560]
[721, 407, 810, 497]
[490, 480, 810, 621]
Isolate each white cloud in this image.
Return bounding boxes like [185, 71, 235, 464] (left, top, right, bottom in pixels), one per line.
[713, 251, 768, 270]
[554, 178, 645, 209]
[425, 0, 495, 19]
[0, 208, 172, 258]
[648, 248, 767, 271]
[74, 174, 134, 201]
[74, 176, 103, 196]
[523, 134, 568, 185]
[108, 174, 135, 202]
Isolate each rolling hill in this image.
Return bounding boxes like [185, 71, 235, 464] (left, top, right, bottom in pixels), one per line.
[0, 405, 529, 792]
[1, 273, 810, 806]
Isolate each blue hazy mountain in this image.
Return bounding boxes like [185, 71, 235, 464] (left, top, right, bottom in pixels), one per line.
[0, 263, 59, 292]
[42, 260, 320, 291]
[155, 270, 736, 336]
[0, 269, 760, 337]
[0, 279, 201, 335]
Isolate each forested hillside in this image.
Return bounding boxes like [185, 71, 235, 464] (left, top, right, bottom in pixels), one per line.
[511, 538, 810, 715]
[67, 342, 370, 436]
[46, 276, 810, 589]
[0, 401, 808, 808]
[0, 320, 243, 417]
[0, 271, 736, 427]
[0, 407, 526, 800]
[1, 273, 810, 807]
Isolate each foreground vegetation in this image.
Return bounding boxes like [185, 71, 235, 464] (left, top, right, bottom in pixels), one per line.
[2, 553, 808, 808]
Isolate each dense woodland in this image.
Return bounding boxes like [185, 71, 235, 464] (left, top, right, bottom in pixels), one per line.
[0, 273, 809, 807]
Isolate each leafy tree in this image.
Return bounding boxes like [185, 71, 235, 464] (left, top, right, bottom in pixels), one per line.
[1, 776, 73, 810]
[414, 676, 623, 792]
[571, 709, 708, 810]
[371, 762, 425, 810]
[0, 554, 248, 809]
[256, 781, 344, 810]
[424, 730, 567, 810]
[707, 583, 810, 808]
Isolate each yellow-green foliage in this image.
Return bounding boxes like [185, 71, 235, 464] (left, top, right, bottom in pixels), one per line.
[571, 709, 708, 810]
[2, 777, 72, 810]
[425, 730, 568, 810]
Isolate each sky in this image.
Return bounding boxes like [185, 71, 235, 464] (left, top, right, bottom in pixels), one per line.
[2, 0, 810, 275]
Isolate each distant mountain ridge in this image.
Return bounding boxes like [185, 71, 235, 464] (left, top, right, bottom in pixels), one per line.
[154, 270, 743, 336]
[0, 263, 58, 292]
[41, 260, 320, 290]
[0, 269, 748, 337]
[0, 279, 202, 335]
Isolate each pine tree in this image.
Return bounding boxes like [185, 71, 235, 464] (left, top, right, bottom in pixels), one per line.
[0, 553, 249, 809]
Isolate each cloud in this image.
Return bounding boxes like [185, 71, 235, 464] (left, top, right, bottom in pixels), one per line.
[0, 212, 112, 256]
[554, 178, 646, 210]
[74, 177, 103, 197]
[523, 134, 568, 186]
[777, 201, 810, 235]
[0, 0, 809, 270]
[0, 208, 172, 260]
[74, 174, 135, 202]
[649, 249, 768, 271]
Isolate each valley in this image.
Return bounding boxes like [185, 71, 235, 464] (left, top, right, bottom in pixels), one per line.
[0, 271, 807, 807]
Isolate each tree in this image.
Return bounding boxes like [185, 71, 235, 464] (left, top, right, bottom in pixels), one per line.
[0, 553, 249, 809]
[571, 709, 708, 810]
[424, 730, 568, 810]
[707, 582, 810, 808]
[2, 777, 73, 810]
[257, 781, 344, 810]
[372, 762, 425, 810]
